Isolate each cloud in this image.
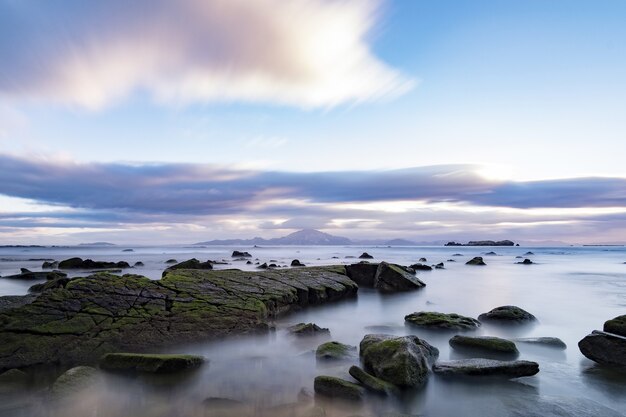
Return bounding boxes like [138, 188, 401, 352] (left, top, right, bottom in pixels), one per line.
[0, 0, 414, 109]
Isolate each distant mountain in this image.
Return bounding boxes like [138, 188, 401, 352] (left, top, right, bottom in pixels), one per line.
[78, 242, 116, 247]
[195, 229, 351, 246]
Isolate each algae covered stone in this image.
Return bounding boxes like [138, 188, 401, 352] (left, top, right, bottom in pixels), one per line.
[432, 358, 539, 378]
[466, 257, 486, 266]
[315, 341, 355, 360]
[405, 312, 480, 330]
[313, 376, 364, 401]
[449, 335, 518, 355]
[288, 323, 330, 336]
[348, 365, 397, 395]
[478, 306, 536, 323]
[100, 353, 204, 373]
[51, 366, 101, 398]
[604, 315, 626, 337]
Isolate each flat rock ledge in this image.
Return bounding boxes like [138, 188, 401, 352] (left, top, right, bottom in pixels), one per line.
[0, 266, 357, 371]
[432, 359, 539, 378]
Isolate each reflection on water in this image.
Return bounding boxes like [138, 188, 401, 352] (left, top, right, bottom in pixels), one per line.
[1, 245, 626, 416]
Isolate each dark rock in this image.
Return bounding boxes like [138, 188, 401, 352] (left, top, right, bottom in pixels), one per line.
[578, 330, 626, 367]
[409, 263, 432, 271]
[232, 251, 252, 258]
[315, 341, 356, 360]
[257, 263, 268, 269]
[28, 276, 70, 293]
[374, 262, 425, 292]
[360, 334, 439, 388]
[291, 259, 306, 267]
[359, 252, 374, 259]
[42, 261, 58, 269]
[51, 366, 101, 398]
[478, 306, 537, 323]
[449, 335, 518, 355]
[418, 257, 427, 262]
[604, 315, 626, 337]
[268, 263, 278, 268]
[466, 257, 486, 266]
[162, 258, 213, 277]
[514, 337, 567, 349]
[288, 323, 330, 336]
[345, 263, 377, 287]
[348, 365, 397, 395]
[122, 249, 134, 252]
[134, 261, 144, 267]
[524, 251, 534, 255]
[58, 257, 130, 269]
[434, 262, 444, 269]
[0, 295, 37, 312]
[432, 358, 539, 378]
[452, 253, 463, 256]
[516, 258, 534, 265]
[165, 259, 178, 264]
[314, 376, 364, 401]
[2, 270, 67, 281]
[484, 251, 497, 256]
[246, 261, 252, 265]
[405, 312, 480, 330]
[100, 353, 204, 373]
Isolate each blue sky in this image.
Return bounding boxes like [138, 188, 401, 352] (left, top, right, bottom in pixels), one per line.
[1, 0, 625, 244]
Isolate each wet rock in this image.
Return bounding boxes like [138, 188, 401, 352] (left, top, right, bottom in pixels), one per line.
[405, 312, 480, 330]
[42, 261, 58, 269]
[246, 260, 253, 265]
[162, 258, 213, 277]
[409, 263, 432, 271]
[100, 353, 204, 373]
[502, 395, 624, 417]
[514, 337, 566, 349]
[58, 257, 131, 269]
[134, 261, 144, 267]
[289, 323, 330, 336]
[50, 366, 101, 398]
[359, 252, 374, 259]
[516, 259, 534, 265]
[360, 334, 439, 388]
[314, 376, 364, 401]
[484, 251, 498, 256]
[2, 270, 67, 281]
[122, 249, 134, 252]
[578, 330, 626, 367]
[258, 262, 269, 269]
[348, 365, 398, 395]
[432, 359, 539, 378]
[165, 259, 178, 264]
[452, 253, 463, 256]
[345, 263, 377, 287]
[449, 335, 518, 355]
[374, 262, 425, 292]
[604, 315, 626, 337]
[232, 251, 252, 257]
[434, 262, 445, 269]
[291, 259, 306, 267]
[466, 257, 486, 266]
[269, 263, 278, 268]
[315, 341, 356, 360]
[0, 295, 37, 312]
[478, 306, 537, 323]
[28, 276, 70, 293]
[418, 257, 427, 262]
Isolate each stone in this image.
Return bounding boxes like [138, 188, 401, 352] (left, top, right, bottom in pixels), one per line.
[50, 366, 101, 398]
[449, 335, 518, 355]
[348, 365, 397, 395]
[432, 359, 539, 378]
[604, 315, 626, 337]
[232, 251, 252, 257]
[288, 323, 330, 336]
[374, 262, 425, 292]
[2, 270, 67, 281]
[578, 330, 626, 367]
[514, 337, 566, 349]
[516, 259, 534, 265]
[478, 306, 537, 323]
[58, 257, 131, 269]
[359, 252, 374, 259]
[134, 261, 144, 267]
[313, 376, 364, 401]
[161, 258, 213, 277]
[100, 353, 204, 373]
[359, 334, 439, 388]
[165, 259, 178, 264]
[315, 341, 355, 360]
[466, 257, 486, 265]
[345, 263, 378, 287]
[42, 261, 58, 269]
[409, 263, 432, 271]
[291, 259, 306, 267]
[405, 312, 480, 330]
[28, 276, 70, 293]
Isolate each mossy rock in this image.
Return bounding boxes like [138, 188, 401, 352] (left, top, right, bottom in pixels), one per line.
[100, 353, 204, 373]
[432, 359, 539, 378]
[374, 262, 425, 292]
[478, 306, 536, 323]
[604, 315, 626, 337]
[51, 366, 100, 398]
[348, 365, 398, 395]
[405, 312, 480, 330]
[514, 337, 566, 349]
[315, 341, 355, 360]
[161, 258, 213, 277]
[449, 335, 518, 355]
[288, 323, 330, 336]
[313, 376, 364, 401]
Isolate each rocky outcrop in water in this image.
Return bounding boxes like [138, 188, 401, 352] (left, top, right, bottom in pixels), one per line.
[348, 365, 397, 396]
[604, 315, 626, 337]
[345, 262, 425, 292]
[445, 240, 515, 246]
[404, 312, 480, 330]
[58, 258, 130, 269]
[514, 337, 566, 349]
[313, 375, 364, 401]
[315, 341, 355, 360]
[1, 270, 67, 281]
[578, 330, 626, 367]
[432, 358, 539, 378]
[161, 258, 213, 277]
[466, 257, 486, 265]
[478, 306, 537, 323]
[449, 335, 518, 356]
[100, 353, 204, 373]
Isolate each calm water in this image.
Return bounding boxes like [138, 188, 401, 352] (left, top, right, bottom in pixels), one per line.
[1, 245, 625, 416]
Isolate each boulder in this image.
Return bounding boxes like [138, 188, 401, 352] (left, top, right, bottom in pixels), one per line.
[432, 359, 539, 378]
[162, 258, 213, 277]
[50, 366, 101, 398]
[345, 263, 377, 287]
[449, 335, 518, 355]
[578, 330, 626, 367]
[418, 257, 427, 262]
[478, 306, 536, 323]
[258, 263, 269, 269]
[514, 337, 566, 349]
[100, 353, 204, 373]
[409, 263, 432, 271]
[516, 259, 534, 265]
[134, 261, 144, 267]
[374, 262, 425, 292]
[434, 262, 444, 269]
[58, 257, 131, 269]
[466, 257, 486, 265]
[348, 365, 397, 395]
[604, 315, 626, 337]
[315, 341, 355, 360]
[359, 334, 439, 388]
[2, 270, 67, 281]
[405, 312, 480, 330]
[288, 323, 330, 336]
[358, 252, 374, 259]
[524, 251, 534, 255]
[291, 259, 306, 267]
[232, 251, 252, 258]
[42, 261, 58, 269]
[313, 376, 364, 401]
[165, 259, 178, 264]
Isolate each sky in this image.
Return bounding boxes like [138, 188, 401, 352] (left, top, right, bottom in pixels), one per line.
[1, 0, 626, 245]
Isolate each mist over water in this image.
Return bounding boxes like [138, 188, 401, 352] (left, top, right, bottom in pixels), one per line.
[1, 245, 625, 416]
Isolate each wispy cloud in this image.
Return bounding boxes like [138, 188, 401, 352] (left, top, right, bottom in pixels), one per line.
[0, 0, 414, 110]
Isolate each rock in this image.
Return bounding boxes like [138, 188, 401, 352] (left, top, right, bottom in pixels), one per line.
[122, 249, 134, 252]
[374, 262, 425, 292]
[269, 263, 278, 268]
[604, 315, 626, 337]
[0, 267, 357, 371]
[578, 330, 626, 367]
[359, 334, 439, 388]
[58, 257, 130, 269]
[28, 276, 70, 293]
[478, 306, 537, 323]
[432, 359, 539, 378]
[484, 251, 497, 256]
[434, 262, 444, 269]
[313, 376, 364, 401]
[447, 259, 456, 262]
[466, 257, 486, 266]
[0, 369, 28, 393]
[258, 262, 269, 269]
[42, 261, 58, 269]
[449, 335, 518, 355]
[409, 263, 432, 271]
[405, 312, 481, 330]
[514, 337, 567, 349]
[345, 263, 377, 287]
[315, 341, 355, 360]
[516, 258, 534, 265]
[165, 259, 178, 264]
[246, 260, 252, 264]
[100, 353, 204, 373]
[418, 258, 427, 262]
[348, 365, 397, 395]
[359, 252, 374, 259]
[51, 366, 100, 398]
[291, 259, 306, 267]
[162, 258, 213, 277]
[232, 251, 252, 257]
[452, 253, 463, 256]
[524, 251, 534, 255]
[2, 270, 67, 281]
[134, 261, 144, 267]
[0, 295, 37, 312]
[288, 323, 330, 336]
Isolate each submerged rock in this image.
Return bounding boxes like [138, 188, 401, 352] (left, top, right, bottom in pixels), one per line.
[51, 366, 101, 398]
[514, 337, 567, 349]
[58, 257, 130, 269]
[315, 341, 355, 360]
[360, 334, 439, 388]
[232, 251, 252, 258]
[516, 258, 534, 265]
[288, 322, 330, 336]
[409, 263, 432, 271]
[314, 376, 364, 401]
[578, 330, 626, 367]
[28, 276, 70, 293]
[161, 258, 213, 277]
[604, 315, 626, 337]
[449, 335, 518, 355]
[405, 312, 480, 330]
[466, 257, 486, 265]
[478, 306, 537, 323]
[432, 359, 539, 378]
[42, 261, 58, 269]
[165, 259, 178, 264]
[348, 365, 397, 395]
[100, 353, 204, 373]
[359, 252, 374, 259]
[2, 270, 67, 281]
[134, 261, 144, 267]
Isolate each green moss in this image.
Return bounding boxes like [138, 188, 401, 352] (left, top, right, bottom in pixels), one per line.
[313, 376, 364, 401]
[449, 335, 518, 354]
[604, 315, 626, 337]
[315, 341, 355, 360]
[405, 311, 481, 330]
